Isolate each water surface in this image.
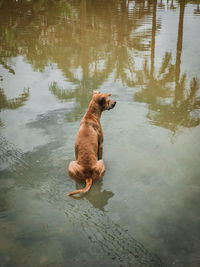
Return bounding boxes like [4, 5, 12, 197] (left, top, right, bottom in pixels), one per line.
[0, 0, 200, 266]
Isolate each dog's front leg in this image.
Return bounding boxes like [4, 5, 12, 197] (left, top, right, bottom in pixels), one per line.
[98, 142, 103, 160]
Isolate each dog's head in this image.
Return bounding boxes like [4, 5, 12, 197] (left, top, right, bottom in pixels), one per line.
[93, 91, 116, 111]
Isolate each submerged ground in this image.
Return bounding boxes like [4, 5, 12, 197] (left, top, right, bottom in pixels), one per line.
[0, 0, 200, 266]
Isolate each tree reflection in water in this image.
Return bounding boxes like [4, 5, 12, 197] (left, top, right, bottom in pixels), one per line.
[0, 87, 29, 126]
[0, 0, 158, 121]
[134, 0, 200, 136]
[0, 0, 199, 133]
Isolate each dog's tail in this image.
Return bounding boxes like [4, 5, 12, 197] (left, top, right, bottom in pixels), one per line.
[67, 178, 93, 196]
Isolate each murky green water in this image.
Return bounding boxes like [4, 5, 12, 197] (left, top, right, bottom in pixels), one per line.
[0, 0, 200, 266]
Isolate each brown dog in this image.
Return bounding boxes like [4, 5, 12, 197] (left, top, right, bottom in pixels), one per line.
[67, 91, 116, 196]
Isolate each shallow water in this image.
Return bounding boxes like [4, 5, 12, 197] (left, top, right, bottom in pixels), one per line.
[0, 0, 200, 266]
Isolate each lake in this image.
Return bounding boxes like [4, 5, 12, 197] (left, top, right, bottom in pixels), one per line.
[0, 0, 200, 266]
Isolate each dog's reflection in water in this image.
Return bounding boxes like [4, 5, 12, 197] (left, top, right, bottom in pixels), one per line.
[70, 180, 114, 211]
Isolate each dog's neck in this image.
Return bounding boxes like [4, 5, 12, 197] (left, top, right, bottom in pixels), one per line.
[85, 100, 102, 121]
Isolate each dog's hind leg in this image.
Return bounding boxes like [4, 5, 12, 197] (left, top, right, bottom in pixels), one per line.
[68, 161, 84, 180]
[94, 160, 105, 179]
[68, 161, 93, 196]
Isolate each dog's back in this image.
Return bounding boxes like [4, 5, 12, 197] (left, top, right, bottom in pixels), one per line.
[75, 121, 99, 174]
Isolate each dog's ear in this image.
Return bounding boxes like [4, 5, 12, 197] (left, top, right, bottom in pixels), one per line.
[98, 96, 106, 106]
[93, 90, 99, 95]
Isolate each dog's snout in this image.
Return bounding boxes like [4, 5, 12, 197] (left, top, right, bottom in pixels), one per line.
[113, 101, 116, 107]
